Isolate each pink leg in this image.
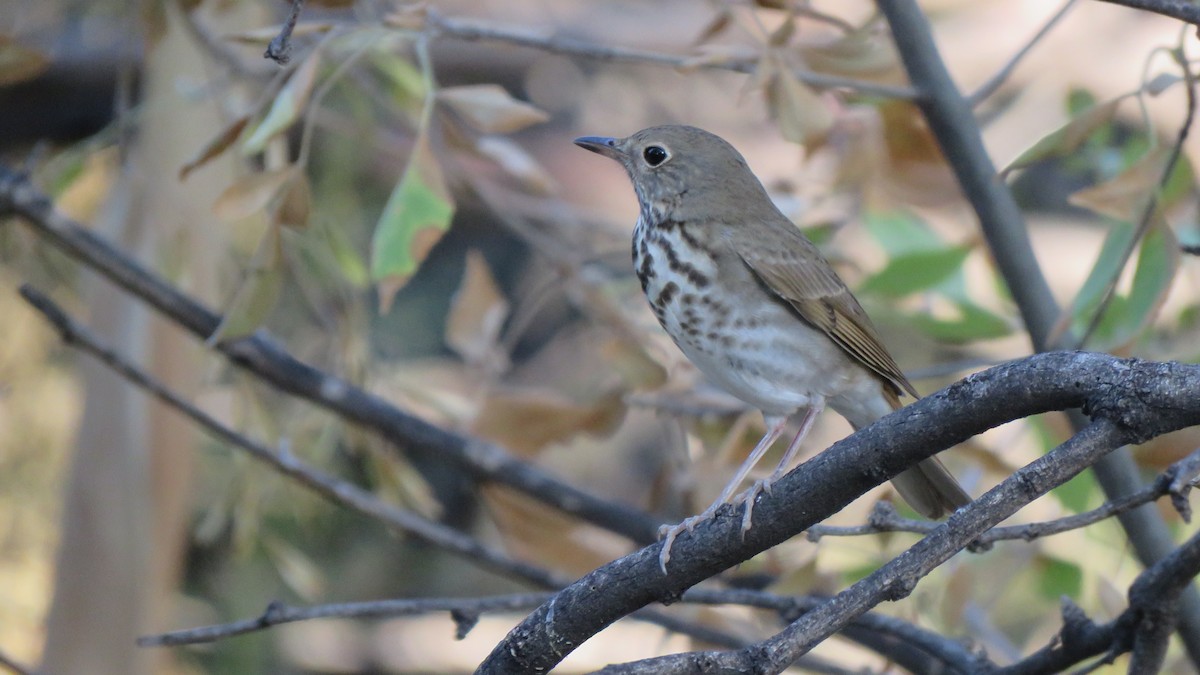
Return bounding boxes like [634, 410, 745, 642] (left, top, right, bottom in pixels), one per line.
[739, 402, 824, 532]
[658, 415, 789, 573]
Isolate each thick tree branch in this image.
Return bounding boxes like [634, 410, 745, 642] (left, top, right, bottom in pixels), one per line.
[0, 165, 661, 546]
[480, 353, 1200, 672]
[416, 11, 918, 99]
[1092, 0, 1200, 24]
[876, 0, 1200, 664]
[18, 285, 750, 654]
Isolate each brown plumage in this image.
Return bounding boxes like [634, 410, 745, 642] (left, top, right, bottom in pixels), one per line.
[575, 125, 969, 571]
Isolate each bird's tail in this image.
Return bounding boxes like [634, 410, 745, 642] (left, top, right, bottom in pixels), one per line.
[881, 389, 971, 519]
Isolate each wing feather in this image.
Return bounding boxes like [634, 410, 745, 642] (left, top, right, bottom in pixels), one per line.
[731, 225, 918, 399]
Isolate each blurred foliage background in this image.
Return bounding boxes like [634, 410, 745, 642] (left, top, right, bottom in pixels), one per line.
[2, 0, 1200, 672]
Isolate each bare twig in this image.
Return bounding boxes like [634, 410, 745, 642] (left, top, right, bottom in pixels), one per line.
[265, 0, 305, 64]
[968, 0, 1079, 106]
[996, 527, 1200, 674]
[417, 11, 918, 99]
[807, 448, 1200, 547]
[1092, 0, 1200, 24]
[140, 593, 554, 646]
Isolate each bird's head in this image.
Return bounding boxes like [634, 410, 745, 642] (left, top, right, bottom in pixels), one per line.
[574, 125, 769, 222]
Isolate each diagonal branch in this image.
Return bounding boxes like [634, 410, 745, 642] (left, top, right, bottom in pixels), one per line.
[0, 165, 661, 546]
[18, 284, 568, 589]
[17, 285, 749, 654]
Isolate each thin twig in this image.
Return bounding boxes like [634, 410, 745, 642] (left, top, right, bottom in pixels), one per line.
[140, 593, 554, 646]
[968, 0, 1079, 106]
[807, 449, 1200, 547]
[589, 421, 1127, 674]
[417, 10, 918, 99]
[17, 284, 569, 590]
[265, 0, 306, 65]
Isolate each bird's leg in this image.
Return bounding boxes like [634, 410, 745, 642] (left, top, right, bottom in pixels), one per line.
[738, 402, 823, 533]
[657, 415, 788, 573]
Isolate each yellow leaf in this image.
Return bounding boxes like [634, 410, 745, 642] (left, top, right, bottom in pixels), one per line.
[437, 84, 550, 134]
[212, 167, 297, 222]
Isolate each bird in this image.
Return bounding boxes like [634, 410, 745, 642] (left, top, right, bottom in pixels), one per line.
[574, 125, 970, 571]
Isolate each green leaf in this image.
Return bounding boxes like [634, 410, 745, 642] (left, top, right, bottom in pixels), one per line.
[319, 216, 370, 288]
[907, 300, 1012, 343]
[863, 211, 942, 255]
[859, 245, 973, 298]
[1103, 218, 1180, 349]
[1036, 556, 1083, 601]
[209, 225, 286, 343]
[1071, 220, 1136, 324]
[370, 133, 456, 313]
[243, 52, 322, 155]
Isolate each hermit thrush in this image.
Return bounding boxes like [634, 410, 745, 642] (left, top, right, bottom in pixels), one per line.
[575, 125, 970, 570]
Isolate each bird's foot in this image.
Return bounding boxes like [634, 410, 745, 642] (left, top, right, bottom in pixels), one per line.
[735, 478, 775, 535]
[657, 512, 713, 574]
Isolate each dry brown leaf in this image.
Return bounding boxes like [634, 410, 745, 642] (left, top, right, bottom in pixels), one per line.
[0, 37, 49, 86]
[275, 171, 312, 229]
[481, 486, 632, 576]
[1068, 147, 1169, 221]
[799, 30, 901, 80]
[764, 57, 834, 144]
[437, 84, 550, 134]
[445, 250, 510, 370]
[475, 135, 559, 196]
[212, 167, 297, 222]
[180, 115, 250, 180]
[472, 389, 625, 458]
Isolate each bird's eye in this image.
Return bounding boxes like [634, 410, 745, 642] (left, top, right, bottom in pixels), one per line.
[643, 145, 669, 167]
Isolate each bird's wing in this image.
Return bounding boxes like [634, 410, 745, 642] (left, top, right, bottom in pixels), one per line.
[731, 225, 918, 398]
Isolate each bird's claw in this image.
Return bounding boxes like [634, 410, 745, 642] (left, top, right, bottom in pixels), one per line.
[657, 514, 708, 574]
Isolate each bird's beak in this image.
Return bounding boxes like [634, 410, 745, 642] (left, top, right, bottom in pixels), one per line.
[573, 135, 624, 160]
